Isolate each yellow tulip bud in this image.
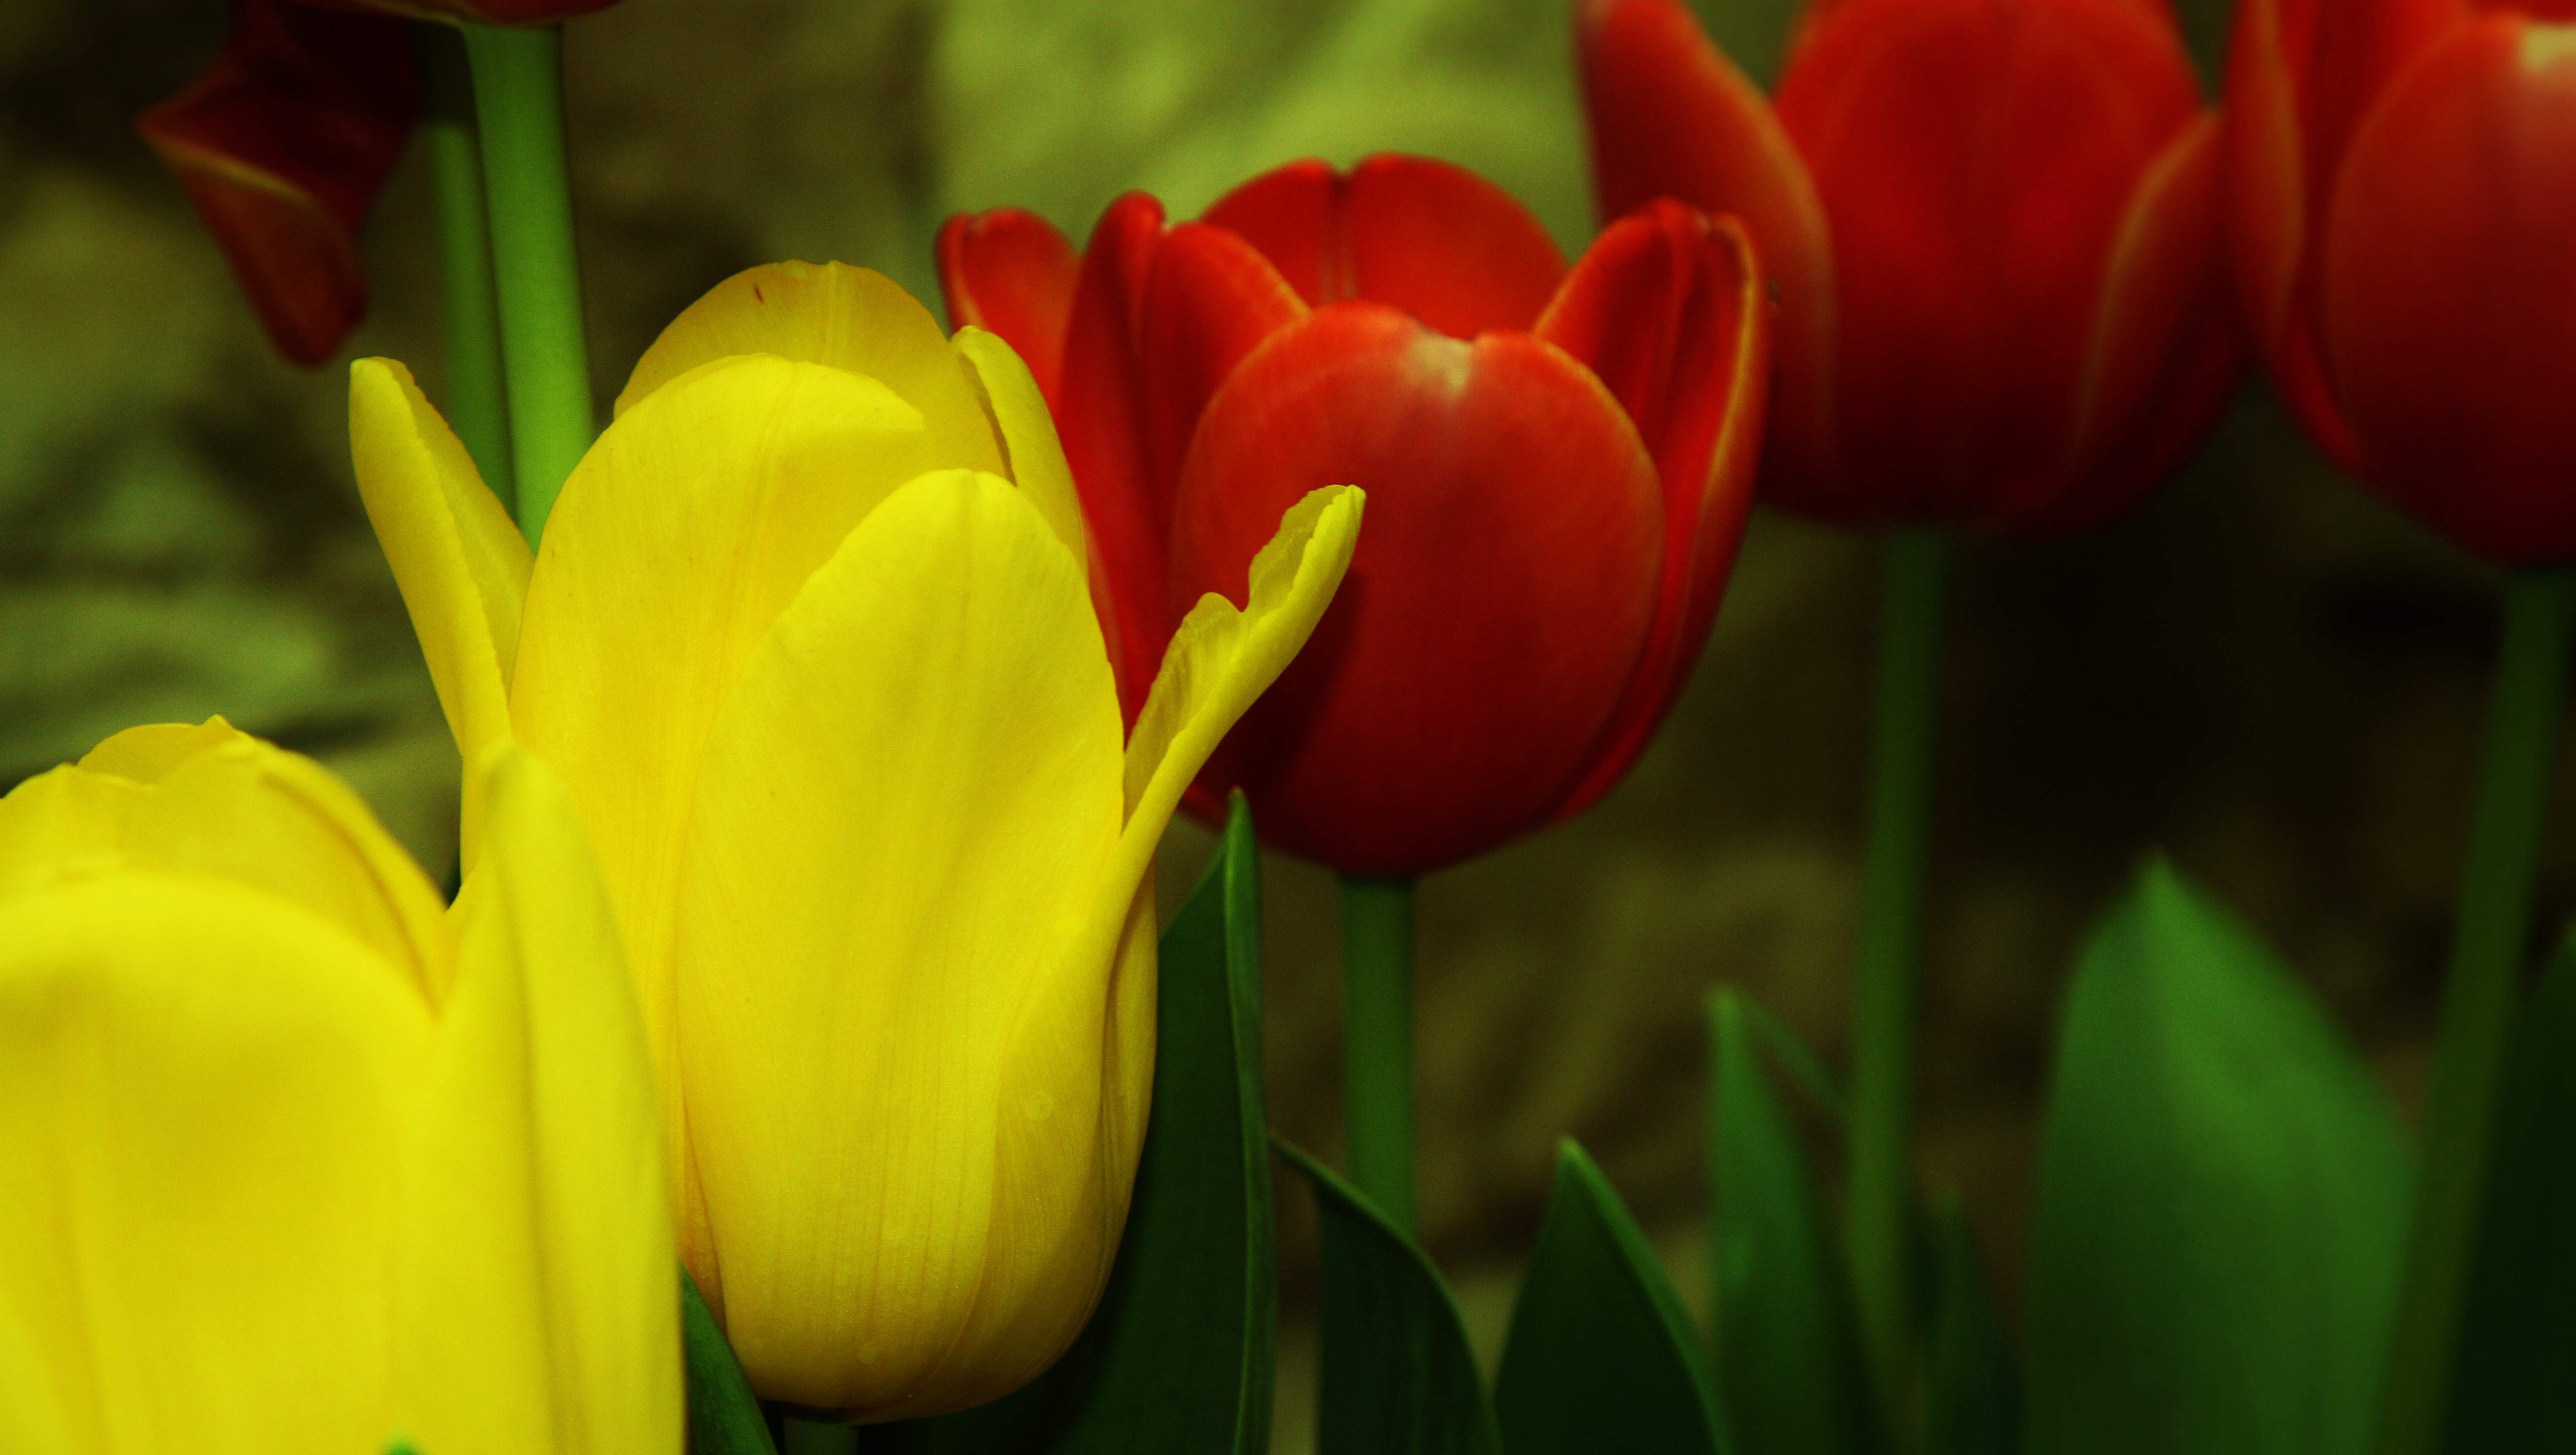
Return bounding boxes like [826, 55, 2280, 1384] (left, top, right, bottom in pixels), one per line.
[350, 262, 1360, 1422]
[0, 721, 677, 1455]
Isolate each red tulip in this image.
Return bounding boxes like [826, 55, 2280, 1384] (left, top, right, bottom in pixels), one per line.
[941, 157, 1769, 875]
[2227, 0, 2576, 563]
[1579, 0, 2239, 532]
[139, 0, 417, 365]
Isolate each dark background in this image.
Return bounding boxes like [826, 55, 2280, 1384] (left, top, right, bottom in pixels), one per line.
[5, 0, 2565, 1443]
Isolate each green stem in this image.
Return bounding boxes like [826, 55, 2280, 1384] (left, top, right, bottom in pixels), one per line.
[1845, 528, 1951, 1438]
[415, 24, 514, 515]
[461, 22, 593, 547]
[1342, 873, 1419, 1235]
[2373, 567, 2576, 1455]
[782, 1417, 856, 1455]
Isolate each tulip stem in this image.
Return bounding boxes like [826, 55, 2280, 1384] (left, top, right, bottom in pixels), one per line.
[415, 24, 514, 515]
[782, 1418, 856, 1455]
[461, 20, 592, 548]
[2374, 566, 2576, 1455]
[1341, 873, 1419, 1235]
[1846, 527, 1950, 1440]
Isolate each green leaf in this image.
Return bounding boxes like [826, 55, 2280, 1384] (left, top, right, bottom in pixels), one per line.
[1707, 988, 1881, 1455]
[876, 794, 1276, 1454]
[2026, 862, 2406, 1455]
[1277, 1139, 1501, 1455]
[684, 1268, 776, 1455]
[1923, 1192, 2018, 1455]
[2443, 931, 2576, 1451]
[1494, 1139, 1730, 1455]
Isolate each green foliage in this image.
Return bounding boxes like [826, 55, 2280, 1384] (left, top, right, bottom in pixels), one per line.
[683, 1270, 776, 1455]
[876, 794, 1278, 1454]
[1494, 1140, 1730, 1455]
[1706, 989, 1881, 1455]
[1277, 1141, 1501, 1455]
[1923, 1193, 2018, 1455]
[2026, 863, 2407, 1455]
[2443, 932, 2576, 1451]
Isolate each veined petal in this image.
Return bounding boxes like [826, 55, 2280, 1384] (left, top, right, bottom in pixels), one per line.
[350, 357, 532, 871]
[937, 209, 1081, 408]
[513, 352, 936, 1087]
[0, 721, 452, 1006]
[668, 469, 1123, 1414]
[0, 873, 432, 1455]
[396, 747, 677, 1455]
[614, 261, 1004, 480]
[952, 326, 1088, 571]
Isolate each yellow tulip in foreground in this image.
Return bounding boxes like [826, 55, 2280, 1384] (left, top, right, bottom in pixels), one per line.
[351, 261, 1362, 1419]
[0, 720, 677, 1455]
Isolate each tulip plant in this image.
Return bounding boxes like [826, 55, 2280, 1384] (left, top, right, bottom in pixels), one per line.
[24, 0, 2576, 1453]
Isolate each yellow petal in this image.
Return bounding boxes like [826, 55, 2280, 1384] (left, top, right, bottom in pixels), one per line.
[615, 261, 1004, 480]
[0, 872, 433, 1455]
[512, 352, 937, 1092]
[395, 746, 678, 1455]
[350, 357, 533, 870]
[0, 721, 453, 1006]
[952, 325, 1086, 570]
[668, 469, 1123, 1415]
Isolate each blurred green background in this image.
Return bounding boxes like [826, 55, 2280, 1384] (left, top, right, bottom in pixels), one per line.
[3, 0, 2568, 1445]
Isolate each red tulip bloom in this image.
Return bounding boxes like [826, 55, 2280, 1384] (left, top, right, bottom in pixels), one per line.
[941, 157, 1769, 875]
[1579, 0, 2239, 532]
[2228, 0, 2576, 563]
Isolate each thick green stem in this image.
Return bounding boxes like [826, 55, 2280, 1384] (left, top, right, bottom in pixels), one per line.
[415, 24, 513, 514]
[1342, 873, 1419, 1235]
[782, 1417, 856, 1455]
[461, 22, 592, 547]
[1846, 528, 1951, 1437]
[2374, 567, 2576, 1455]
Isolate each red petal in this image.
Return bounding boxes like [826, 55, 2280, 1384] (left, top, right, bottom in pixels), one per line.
[1536, 201, 1767, 816]
[1575, 0, 1838, 513]
[936, 208, 1080, 408]
[138, 0, 415, 365]
[1168, 304, 1664, 875]
[2322, 13, 2576, 563]
[1058, 192, 1175, 720]
[2040, 113, 2241, 533]
[1771, 0, 2201, 524]
[1136, 222, 1309, 544]
[1200, 155, 1568, 337]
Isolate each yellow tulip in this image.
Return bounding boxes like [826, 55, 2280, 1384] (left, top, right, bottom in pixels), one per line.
[349, 261, 1361, 1420]
[0, 719, 677, 1455]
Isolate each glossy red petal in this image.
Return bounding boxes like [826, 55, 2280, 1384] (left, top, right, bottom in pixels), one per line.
[936, 208, 1080, 408]
[1576, 0, 1838, 513]
[1200, 155, 1568, 337]
[1772, 0, 2200, 524]
[1137, 222, 1309, 548]
[2036, 113, 2241, 532]
[1058, 192, 1175, 718]
[2322, 14, 2576, 563]
[1169, 304, 1664, 875]
[1536, 201, 1767, 816]
[138, 0, 415, 365]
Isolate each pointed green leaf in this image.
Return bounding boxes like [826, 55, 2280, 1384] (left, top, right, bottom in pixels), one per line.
[2443, 932, 2576, 1451]
[877, 795, 1278, 1453]
[684, 1268, 776, 1455]
[1924, 1192, 2018, 1455]
[1277, 1139, 1501, 1455]
[2027, 862, 2406, 1455]
[1708, 989, 1882, 1455]
[1494, 1139, 1730, 1455]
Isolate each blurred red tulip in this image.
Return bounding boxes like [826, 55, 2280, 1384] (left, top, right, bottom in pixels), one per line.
[2228, 0, 2576, 563]
[942, 156, 1770, 875]
[140, 0, 417, 365]
[1579, 0, 2239, 532]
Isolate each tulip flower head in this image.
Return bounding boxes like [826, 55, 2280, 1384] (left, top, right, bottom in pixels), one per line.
[1579, 0, 2240, 532]
[0, 720, 676, 1455]
[942, 155, 1769, 875]
[2228, 0, 2576, 562]
[351, 261, 1360, 1420]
